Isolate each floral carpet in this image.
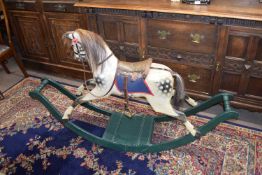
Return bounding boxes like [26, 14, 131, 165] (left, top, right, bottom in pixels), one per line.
[0, 78, 261, 175]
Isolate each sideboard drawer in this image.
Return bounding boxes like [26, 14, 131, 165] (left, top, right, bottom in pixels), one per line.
[154, 59, 213, 94]
[147, 19, 217, 54]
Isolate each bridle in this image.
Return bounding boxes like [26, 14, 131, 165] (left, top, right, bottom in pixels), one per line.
[71, 33, 113, 65]
[71, 33, 115, 97]
[71, 33, 86, 62]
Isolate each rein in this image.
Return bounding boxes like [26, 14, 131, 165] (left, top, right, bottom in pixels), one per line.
[97, 53, 113, 66]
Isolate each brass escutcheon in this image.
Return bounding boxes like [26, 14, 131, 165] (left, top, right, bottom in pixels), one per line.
[188, 74, 200, 83]
[158, 30, 171, 40]
[190, 33, 204, 44]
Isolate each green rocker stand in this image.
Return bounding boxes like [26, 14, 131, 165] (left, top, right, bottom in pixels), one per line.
[29, 78, 239, 153]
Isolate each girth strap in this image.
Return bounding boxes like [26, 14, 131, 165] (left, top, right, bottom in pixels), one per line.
[123, 75, 129, 110]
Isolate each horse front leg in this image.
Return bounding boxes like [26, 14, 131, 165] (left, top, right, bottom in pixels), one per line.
[76, 79, 96, 96]
[76, 84, 85, 96]
[62, 93, 98, 120]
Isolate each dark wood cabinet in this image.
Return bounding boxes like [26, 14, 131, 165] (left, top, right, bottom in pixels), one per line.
[5, 0, 262, 111]
[9, 11, 51, 62]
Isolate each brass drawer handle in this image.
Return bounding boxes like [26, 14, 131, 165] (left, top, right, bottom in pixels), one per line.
[216, 63, 220, 71]
[190, 33, 204, 44]
[119, 45, 124, 50]
[16, 2, 25, 9]
[244, 64, 251, 70]
[176, 54, 182, 60]
[158, 30, 170, 40]
[54, 4, 66, 11]
[188, 74, 200, 83]
[137, 48, 145, 59]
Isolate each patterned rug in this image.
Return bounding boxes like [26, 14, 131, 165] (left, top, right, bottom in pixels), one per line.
[0, 77, 261, 175]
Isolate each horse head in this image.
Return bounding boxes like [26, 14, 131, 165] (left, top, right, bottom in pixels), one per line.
[62, 29, 113, 73]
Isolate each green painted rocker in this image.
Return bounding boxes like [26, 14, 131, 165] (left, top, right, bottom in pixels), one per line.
[29, 29, 239, 153]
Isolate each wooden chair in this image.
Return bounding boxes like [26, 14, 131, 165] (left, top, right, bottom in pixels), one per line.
[0, 90, 3, 100]
[0, 0, 28, 76]
[0, 0, 28, 100]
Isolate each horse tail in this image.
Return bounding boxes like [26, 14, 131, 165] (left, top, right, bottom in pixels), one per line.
[172, 71, 186, 107]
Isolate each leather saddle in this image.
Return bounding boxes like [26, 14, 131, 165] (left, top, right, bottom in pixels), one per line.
[117, 58, 152, 78]
[116, 58, 153, 113]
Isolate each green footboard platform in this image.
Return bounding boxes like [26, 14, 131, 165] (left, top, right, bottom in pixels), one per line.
[29, 78, 239, 153]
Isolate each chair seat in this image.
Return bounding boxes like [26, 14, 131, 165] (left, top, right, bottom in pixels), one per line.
[0, 44, 11, 58]
[0, 44, 10, 52]
[0, 90, 4, 100]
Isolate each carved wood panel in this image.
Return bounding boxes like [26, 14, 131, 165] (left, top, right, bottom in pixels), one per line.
[227, 35, 249, 58]
[255, 39, 262, 62]
[246, 37, 262, 98]
[9, 11, 50, 62]
[107, 41, 140, 62]
[97, 14, 140, 62]
[45, 12, 88, 67]
[86, 8, 262, 28]
[220, 27, 262, 101]
[147, 46, 214, 68]
[223, 58, 245, 74]
[246, 77, 262, 99]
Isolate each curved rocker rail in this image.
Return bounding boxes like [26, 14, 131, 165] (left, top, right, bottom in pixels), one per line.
[29, 78, 239, 153]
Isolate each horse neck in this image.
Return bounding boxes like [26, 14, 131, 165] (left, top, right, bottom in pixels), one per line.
[93, 47, 118, 78]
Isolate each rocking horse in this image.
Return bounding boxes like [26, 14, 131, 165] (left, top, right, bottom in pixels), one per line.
[29, 29, 239, 153]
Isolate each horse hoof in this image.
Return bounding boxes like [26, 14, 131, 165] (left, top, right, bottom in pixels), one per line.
[75, 93, 82, 97]
[194, 130, 201, 139]
[62, 118, 69, 122]
[62, 113, 70, 121]
[123, 111, 132, 118]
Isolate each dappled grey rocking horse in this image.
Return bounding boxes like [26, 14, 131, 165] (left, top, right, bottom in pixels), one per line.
[29, 28, 238, 152]
[62, 29, 200, 137]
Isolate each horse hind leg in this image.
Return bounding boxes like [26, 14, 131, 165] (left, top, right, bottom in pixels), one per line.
[146, 97, 200, 137]
[175, 110, 200, 137]
[63, 97, 81, 120]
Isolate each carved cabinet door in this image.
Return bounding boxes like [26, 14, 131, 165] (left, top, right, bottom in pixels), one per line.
[45, 12, 88, 68]
[97, 14, 141, 62]
[9, 11, 51, 62]
[219, 27, 262, 107]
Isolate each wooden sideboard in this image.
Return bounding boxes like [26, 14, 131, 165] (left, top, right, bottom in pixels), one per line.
[4, 0, 262, 111]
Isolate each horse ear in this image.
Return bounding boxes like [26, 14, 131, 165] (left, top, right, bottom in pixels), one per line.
[62, 31, 74, 57]
[62, 31, 74, 40]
